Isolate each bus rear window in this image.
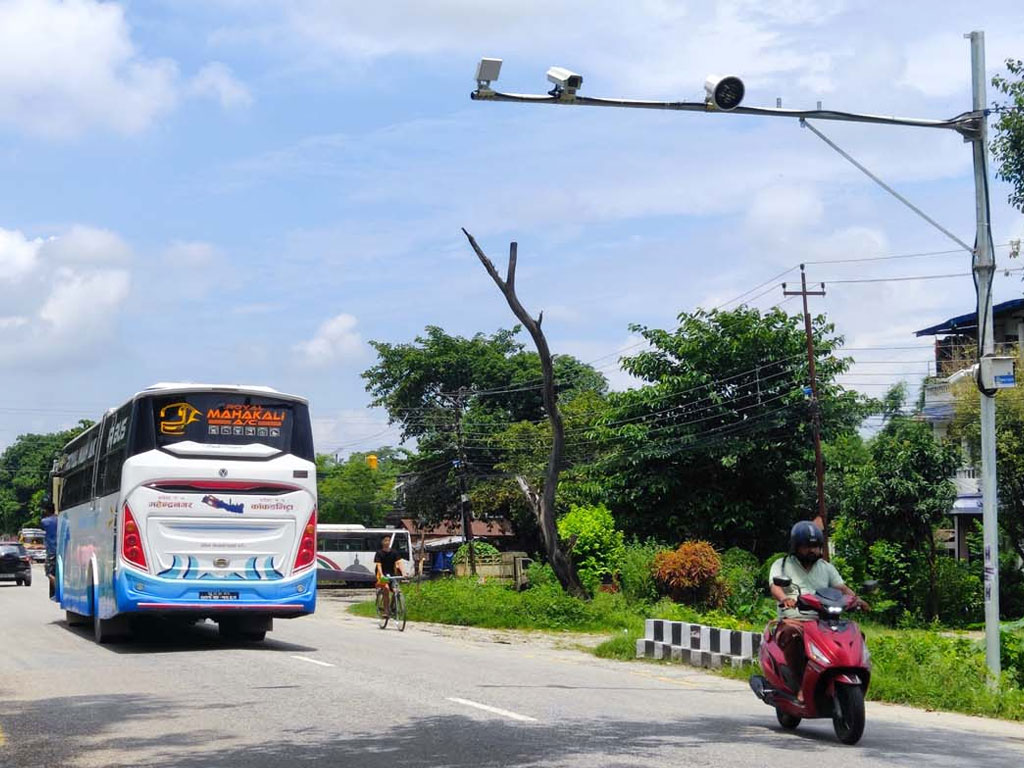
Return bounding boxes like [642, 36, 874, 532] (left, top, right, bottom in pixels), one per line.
[144, 393, 314, 461]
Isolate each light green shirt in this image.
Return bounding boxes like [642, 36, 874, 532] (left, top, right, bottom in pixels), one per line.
[769, 555, 845, 620]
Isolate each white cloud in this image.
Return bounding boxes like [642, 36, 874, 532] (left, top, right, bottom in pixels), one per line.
[294, 313, 365, 366]
[0, 227, 42, 281]
[0, 0, 178, 136]
[0, 225, 133, 367]
[188, 62, 253, 110]
[311, 408, 399, 456]
[38, 225, 132, 265]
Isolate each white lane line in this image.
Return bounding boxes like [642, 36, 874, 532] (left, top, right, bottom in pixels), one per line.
[446, 697, 537, 722]
[291, 655, 335, 668]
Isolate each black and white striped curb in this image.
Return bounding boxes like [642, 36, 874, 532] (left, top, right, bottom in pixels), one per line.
[636, 619, 762, 668]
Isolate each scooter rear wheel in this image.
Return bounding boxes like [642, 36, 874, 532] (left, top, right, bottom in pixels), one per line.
[832, 684, 866, 745]
[775, 707, 801, 729]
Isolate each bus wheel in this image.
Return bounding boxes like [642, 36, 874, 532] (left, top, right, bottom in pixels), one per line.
[89, 568, 125, 644]
[219, 617, 269, 642]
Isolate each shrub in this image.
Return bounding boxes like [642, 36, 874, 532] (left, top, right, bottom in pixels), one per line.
[757, 551, 788, 591]
[618, 538, 662, 604]
[934, 555, 983, 628]
[452, 541, 500, 565]
[557, 504, 626, 593]
[653, 540, 723, 607]
[1003, 630, 1024, 689]
[720, 547, 761, 615]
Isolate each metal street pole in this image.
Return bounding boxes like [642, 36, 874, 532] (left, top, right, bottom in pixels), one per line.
[472, 30, 1002, 679]
[968, 30, 1000, 682]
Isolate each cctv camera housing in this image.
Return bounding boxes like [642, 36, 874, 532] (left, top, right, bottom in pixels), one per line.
[546, 66, 583, 92]
[704, 74, 745, 111]
[476, 58, 503, 84]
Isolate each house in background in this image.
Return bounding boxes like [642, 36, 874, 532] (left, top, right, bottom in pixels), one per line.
[915, 298, 1024, 560]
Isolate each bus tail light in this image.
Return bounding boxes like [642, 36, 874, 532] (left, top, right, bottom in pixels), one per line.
[122, 504, 148, 571]
[293, 508, 317, 572]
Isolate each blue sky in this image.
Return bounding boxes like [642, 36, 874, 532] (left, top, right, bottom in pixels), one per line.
[1, 0, 1023, 455]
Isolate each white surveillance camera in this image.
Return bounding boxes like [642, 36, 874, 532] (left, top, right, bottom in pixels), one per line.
[704, 74, 745, 111]
[546, 66, 583, 92]
[475, 58, 502, 85]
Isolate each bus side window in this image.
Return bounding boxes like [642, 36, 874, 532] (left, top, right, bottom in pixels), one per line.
[96, 404, 132, 497]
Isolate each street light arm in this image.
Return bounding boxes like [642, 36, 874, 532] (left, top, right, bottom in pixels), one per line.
[472, 88, 980, 134]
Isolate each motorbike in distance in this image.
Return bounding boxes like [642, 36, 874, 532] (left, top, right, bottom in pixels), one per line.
[749, 576, 876, 745]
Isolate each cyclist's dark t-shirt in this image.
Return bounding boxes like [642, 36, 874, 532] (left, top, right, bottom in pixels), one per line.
[375, 549, 402, 577]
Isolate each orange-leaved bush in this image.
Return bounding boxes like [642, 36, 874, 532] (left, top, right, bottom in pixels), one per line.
[653, 540, 724, 607]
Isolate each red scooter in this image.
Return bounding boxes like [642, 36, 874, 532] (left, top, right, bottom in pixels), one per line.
[749, 577, 874, 745]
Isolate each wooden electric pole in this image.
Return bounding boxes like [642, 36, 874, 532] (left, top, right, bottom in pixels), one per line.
[783, 264, 829, 557]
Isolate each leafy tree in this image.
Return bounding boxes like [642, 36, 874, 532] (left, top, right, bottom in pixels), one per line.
[362, 325, 607, 533]
[590, 306, 869, 557]
[0, 421, 92, 534]
[950, 354, 1024, 565]
[556, 503, 626, 593]
[842, 405, 961, 620]
[992, 59, 1024, 213]
[316, 447, 407, 526]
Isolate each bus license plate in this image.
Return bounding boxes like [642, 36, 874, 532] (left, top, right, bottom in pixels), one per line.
[199, 591, 239, 601]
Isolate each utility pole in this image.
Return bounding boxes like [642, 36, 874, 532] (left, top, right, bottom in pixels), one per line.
[450, 387, 477, 576]
[783, 265, 829, 556]
[968, 30, 1000, 681]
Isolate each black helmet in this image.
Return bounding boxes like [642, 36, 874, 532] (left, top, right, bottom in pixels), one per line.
[789, 520, 824, 554]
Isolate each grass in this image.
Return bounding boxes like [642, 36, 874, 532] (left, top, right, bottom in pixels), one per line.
[348, 576, 1024, 721]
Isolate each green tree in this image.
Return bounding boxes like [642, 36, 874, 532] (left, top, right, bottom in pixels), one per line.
[0, 421, 92, 534]
[843, 404, 961, 620]
[992, 58, 1024, 213]
[950, 353, 1024, 565]
[589, 306, 869, 557]
[316, 447, 407, 526]
[362, 326, 607, 531]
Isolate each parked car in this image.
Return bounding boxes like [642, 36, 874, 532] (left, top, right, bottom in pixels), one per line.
[0, 542, 33, 587]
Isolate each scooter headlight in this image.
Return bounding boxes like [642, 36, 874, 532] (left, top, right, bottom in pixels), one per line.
[807, 640, 830, 665]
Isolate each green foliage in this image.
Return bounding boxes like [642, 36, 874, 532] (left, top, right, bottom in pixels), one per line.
[0, 421, 92, 535]
[1002, 630, 1024, 689]
[757, 552, 788, 591]
[841, 406, 962, 621]
[617, 538, 662, 604]
[557, 504, 625, 592]
[653, 540, 723, 608]
[361, 325, 608, 536]
[952, 352, 1024, 598]
[992, 58, 1024, 213]
[868, 628, 1024, 719]
[934, 556, 983, 628]
[452, 541, 500, 565]
[316, 447, 406, 526]
[593, 630, 643, 660]
[719, 548, 772, 621]
[591, 306, 869, 557]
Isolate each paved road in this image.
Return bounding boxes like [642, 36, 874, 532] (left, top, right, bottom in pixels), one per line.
[2, 567, 1024, 767]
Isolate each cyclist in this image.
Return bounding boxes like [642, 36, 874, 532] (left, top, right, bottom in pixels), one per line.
[374, 536, 404, 616]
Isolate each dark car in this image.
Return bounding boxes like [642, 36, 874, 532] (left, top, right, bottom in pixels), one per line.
[0, 542, 33, 587]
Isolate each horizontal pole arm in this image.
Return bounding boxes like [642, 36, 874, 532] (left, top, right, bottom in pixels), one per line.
[471, 89, 978, 133]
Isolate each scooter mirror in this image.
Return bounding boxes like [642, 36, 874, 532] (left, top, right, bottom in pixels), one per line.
[773, 576, 792, 588]
[862, 579, 879, 594]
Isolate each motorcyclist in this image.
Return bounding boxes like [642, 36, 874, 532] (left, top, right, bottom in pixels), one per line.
[768, 520, 869, 699]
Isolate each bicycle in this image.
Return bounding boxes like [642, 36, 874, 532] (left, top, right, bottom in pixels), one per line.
[375, 575, 407, 631]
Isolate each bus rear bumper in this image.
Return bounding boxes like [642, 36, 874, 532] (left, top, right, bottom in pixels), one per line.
[115, 568, 316, 616]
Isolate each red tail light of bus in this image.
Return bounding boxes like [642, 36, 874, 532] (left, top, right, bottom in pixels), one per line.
[293, 508, 317, 572]
[122, 504, 148, 570]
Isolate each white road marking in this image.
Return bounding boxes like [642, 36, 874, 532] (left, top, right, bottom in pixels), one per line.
[290, 655, 335, 668]
[446, 697, 537, 722]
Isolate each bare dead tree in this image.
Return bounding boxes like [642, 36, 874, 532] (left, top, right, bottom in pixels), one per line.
[462, 229, 586, 598]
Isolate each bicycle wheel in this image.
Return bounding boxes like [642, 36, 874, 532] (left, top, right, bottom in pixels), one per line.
[394, 590, 407, 632]
[375, 589, 389, 629]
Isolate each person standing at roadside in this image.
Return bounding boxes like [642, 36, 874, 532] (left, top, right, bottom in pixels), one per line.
[40, 500, 58, 598]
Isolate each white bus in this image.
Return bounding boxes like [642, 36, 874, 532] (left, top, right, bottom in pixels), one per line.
[316, 525, 412, 584]
[51, 383, 318, 643]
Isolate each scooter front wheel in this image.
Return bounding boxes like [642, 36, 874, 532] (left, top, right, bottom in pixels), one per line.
[775, 707, 801, 729]
[832, 684, 865, 745]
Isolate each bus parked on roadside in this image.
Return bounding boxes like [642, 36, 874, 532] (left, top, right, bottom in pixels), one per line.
[51, 383, 318, 643]
[316, 524, 412, 584]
